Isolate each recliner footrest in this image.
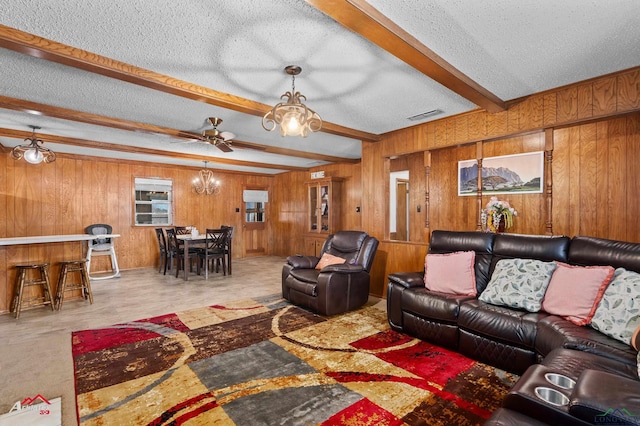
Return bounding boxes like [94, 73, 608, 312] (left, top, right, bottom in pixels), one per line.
[286, 276, 317, 296]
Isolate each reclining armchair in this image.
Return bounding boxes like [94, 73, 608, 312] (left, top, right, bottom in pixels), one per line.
[282, 231, 379, 316]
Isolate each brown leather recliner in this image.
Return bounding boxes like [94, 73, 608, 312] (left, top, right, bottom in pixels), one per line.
[282, 231, 379, 316]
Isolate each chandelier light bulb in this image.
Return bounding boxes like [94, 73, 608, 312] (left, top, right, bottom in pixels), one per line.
[10, 126, 56, 164]
[284, 113, 301, 134]
[23, 148, 44, 164]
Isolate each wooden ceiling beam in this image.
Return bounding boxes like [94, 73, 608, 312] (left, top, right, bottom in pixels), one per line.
[0, 128, 311, 171]
[0, 95, 358, 164]
[306, 0, 506, 113]
[0, 95, 193, 139]
[0, 24, 380, 142]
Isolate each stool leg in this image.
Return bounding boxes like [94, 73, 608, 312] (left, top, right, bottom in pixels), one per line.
[85, 245, 93, 277]
[56, 264, 69, 311]
[80, 262, 94, 305]
[41, 265, 55, 311]
[12, 269, 26, 319]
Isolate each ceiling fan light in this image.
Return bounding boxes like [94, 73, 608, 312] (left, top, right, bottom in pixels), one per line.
[199, 118, 234, 151]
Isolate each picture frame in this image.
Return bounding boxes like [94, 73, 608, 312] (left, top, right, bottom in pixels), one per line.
[458, 151, 544, 196]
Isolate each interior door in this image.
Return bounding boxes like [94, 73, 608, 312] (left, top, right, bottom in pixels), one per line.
[395, 180, 409, 241]
[242, 188, 268, 257]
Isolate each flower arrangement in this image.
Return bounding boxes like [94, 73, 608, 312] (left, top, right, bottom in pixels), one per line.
[481, 196, 517, 233]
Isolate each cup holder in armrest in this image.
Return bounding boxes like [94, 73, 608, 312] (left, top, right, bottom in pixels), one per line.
[534, 387, 570, 406]
[545, 372, 576, 390]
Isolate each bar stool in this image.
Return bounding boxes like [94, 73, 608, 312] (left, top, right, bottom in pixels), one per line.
[55, 259, 93, 310]
[11, 263, 55, 319]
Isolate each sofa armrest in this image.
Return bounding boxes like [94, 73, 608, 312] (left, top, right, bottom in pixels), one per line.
[286, 255, 319, 269]
[320, 263, 364, 273]
[388, 271, 424, 289]
[569, 369, 640, 425]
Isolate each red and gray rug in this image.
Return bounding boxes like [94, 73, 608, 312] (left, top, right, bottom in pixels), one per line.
[72, 295, 517, 425]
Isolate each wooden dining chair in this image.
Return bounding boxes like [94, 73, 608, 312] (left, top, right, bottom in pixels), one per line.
[175, 226, 190, 235]
[166, 228, 200, 278]
[220, 225, 235, 275]
[199, 228, 228, 279]
[154, 228, 169, 274]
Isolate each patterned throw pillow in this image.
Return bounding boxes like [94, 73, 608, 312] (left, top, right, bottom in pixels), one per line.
[590, 268, 640, 344]
[315, 253, 346, 270]
[479, 258, 557, 312]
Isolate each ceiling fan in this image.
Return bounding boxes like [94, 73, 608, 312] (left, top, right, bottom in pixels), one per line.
[198, 117, 235, 152]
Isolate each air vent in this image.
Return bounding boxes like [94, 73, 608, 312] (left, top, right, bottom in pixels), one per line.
[407, 109, 442, 121]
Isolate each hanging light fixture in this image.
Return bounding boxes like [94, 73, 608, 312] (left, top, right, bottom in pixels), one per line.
[262, 65, 322, 137]
[192, 161, 221, 195]
[10, 126, 56, 164]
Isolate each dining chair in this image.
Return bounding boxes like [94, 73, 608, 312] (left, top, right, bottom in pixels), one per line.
[154, 228, 169, 274]
[220, 225, 235, 275]
[175, 226, 190, 235]
[166, 228, 200, 278]
[199, 228, 228, 279]
[174, 226, 200, 255]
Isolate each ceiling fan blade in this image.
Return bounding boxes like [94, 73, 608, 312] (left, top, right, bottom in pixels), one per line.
[220, 131, 235, 141]
[216, 143, 233, 153]
[230, 141, 267, 151]
[176, 130, 202, 140]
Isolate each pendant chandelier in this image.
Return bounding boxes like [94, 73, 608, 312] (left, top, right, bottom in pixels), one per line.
[10, 126, 56, 164]
[262, 65, 322, 137]
[192, 161, 220, 195]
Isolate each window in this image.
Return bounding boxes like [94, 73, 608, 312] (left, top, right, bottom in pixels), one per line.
[134, 178, 173, 225]
[243, 189, 268, 223]
[245, 202, 265, 223]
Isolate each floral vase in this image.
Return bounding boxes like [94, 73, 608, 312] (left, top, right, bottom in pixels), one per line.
[496, 216, 506, 233]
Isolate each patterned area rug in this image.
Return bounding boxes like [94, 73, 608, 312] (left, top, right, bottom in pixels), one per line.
[72, 295, 517, 425]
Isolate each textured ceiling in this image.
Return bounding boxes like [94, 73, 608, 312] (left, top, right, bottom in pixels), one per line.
[1, 0, 639, 174]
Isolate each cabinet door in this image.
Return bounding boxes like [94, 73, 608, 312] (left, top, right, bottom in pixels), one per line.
[309, 184, 319, 232]
[320, 183, 329, 232]
[303, 236, 324, 256]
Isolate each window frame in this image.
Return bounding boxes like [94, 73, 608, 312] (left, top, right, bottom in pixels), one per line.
[133, 177, 174, 226]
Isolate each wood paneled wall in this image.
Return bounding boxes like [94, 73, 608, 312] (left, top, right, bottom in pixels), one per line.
[0, 156, 273, 313]
[357, 67, 640, 297]
[428, 133, 548, 235]
[270, 162, 362, 256]
[375, 67, 640, 158]
[552, 115, 640, 241]
[1, 67, 638, 307]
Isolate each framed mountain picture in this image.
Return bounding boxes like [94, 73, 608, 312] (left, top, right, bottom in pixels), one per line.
[458, 151, 544, 196]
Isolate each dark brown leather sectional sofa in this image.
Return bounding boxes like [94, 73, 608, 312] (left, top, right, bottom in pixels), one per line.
[387, 230, 640, 425]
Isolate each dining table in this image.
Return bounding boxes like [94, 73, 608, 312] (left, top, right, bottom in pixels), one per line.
[176, 234, 206, 281]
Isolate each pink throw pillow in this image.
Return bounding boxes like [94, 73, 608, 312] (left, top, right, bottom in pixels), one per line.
[542, 262, 614, 326]
[315, 253, 346, 270]
[424, 251, 477, 296]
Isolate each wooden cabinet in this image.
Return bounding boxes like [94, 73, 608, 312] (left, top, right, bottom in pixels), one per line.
[304, 236, 325, 257]
[306, 178, 342, 234]
[304, 178, 342, 255]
